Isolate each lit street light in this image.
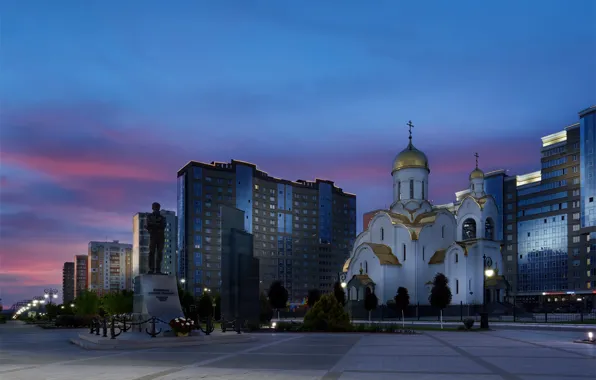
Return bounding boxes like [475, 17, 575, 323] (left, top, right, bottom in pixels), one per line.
[44, 288, 59, 305]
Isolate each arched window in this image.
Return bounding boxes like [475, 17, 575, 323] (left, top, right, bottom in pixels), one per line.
[455, 253, 459, 263]
[462, 218, 477, 239]
[403, 244, 407, 261]
[485, 218, 495, 240]
[364, 261, 368, 273]
[422, 246, 425, 261]
[409, 180, 414, 198]
[441, 225, 445, 238]
[398, 182, 401, 200]
[381, 227, 384, 241]
[422, 181, 425, 199]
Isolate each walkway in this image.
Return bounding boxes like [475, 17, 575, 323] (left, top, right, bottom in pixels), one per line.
[1, 321, 595, 379]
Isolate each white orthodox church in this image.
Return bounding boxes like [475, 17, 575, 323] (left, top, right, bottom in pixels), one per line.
[342, 125, 505, 306]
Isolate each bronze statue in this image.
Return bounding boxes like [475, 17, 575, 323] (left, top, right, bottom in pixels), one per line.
[145, 202, 166, 274]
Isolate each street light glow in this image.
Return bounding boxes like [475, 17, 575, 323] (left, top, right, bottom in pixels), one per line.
[484, 269, 494, 277]
[341, 282, 347, 288]
[589, 332, 594, 341]
[180, 278, 186, 284]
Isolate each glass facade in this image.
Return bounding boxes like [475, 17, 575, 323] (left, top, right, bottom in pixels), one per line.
[235, 164, 253, 233]
[176, 173, 187, 281]
[580, 109, 596, 228]
[517, 214, 568, 292]
[484, 175, 504, 241]
[318, 182, 332, 244]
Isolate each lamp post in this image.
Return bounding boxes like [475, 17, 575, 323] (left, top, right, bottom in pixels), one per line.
[481, 254, 495, 330]
[44, 288, 59, 305]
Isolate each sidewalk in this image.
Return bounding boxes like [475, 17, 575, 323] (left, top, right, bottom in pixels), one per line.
[271, 318, 595, 330]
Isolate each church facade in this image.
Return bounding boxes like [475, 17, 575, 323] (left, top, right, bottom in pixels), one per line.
[342, 125, 505, 306]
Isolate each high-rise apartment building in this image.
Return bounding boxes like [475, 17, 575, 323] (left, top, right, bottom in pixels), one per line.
[493, 105, 596, 309]
[132, 210, 177, 278]
[62, 262, 75, 303]
[88, 240, 133, 296]
[74, 254, 88, 298]
[177, 159, 357, 301]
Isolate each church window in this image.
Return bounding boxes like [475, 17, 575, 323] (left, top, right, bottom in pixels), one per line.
[422, 181, 425, 199]
[441, 225, 445, 238]
[456, 279, 459, 294]
[422, 246, 425, 261]
[364, 261, 368, 273]
[409, 180, 414, 199]
[381, 227, 384, 241]
[469, 279, 472, 291]
[485, 218, 495, 240]
[402, 244, 406, 261]
[462, 218, 477, 239]
[455, 253, 459, 263]
[397, 182, 401, 201]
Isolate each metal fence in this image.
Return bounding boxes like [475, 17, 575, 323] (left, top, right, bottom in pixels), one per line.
[278, 301, 596, 324]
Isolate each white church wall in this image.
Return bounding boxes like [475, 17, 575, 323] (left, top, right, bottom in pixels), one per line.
[392, 167, 429, 202]
[353, 230, 371, 249]
[368, 214, 394, 245]
[381, 265, 400, 304]
[456, 198, 483, 241]
[444, 245, 468, 305]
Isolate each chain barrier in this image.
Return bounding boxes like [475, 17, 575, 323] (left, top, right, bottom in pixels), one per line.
[89, 314, 167, 339]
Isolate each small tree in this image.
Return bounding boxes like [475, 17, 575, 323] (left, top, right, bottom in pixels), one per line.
[429, 273, 452, 329]
[45, 303, 60, 320]
[259, 292, 273, 324]
[74, 290, 100, 316]
[213, 293, 221, 320]
[364, 288, 378, 322]
[307, 288, 321, 308]
[394, 287, 410, 328]
[268, 281, 288, 319]
[304, 294, 351, 332]
[333, 282, 346, 306]
[198, 293, 213, 319]
[101, 290, 133, 315]
[178, 285, 195, 317]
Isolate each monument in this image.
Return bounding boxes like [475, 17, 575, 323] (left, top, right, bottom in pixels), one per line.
[133, 202, 184, 331]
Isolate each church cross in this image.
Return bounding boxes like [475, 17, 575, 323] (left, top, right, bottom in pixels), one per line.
[407, 120, 414, 141]
[474, 152, 479, 169]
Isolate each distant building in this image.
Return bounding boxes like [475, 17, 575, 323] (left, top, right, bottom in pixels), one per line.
[62, 262, 75, 303]
[74, 255, 88, 298]
[88, 241, 133, 296]
[220, 205, 260, 324]
[464, 105, 596, 310]
[177, 159, 357, 301]
[362, 209, 384, 232]
[132, 210, 177, 278]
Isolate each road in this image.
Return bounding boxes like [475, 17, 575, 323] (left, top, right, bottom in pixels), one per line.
[1, 321, 595, 379]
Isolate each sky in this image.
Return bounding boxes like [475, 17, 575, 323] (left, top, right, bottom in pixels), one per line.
[1, 0, 595, 308]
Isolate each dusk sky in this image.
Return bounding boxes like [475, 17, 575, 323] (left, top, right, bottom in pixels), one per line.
[1, 0, 595, 307]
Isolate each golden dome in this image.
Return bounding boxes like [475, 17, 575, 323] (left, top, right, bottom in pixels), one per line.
[392, 142, 429, 173]
[469, 168, 484, 180]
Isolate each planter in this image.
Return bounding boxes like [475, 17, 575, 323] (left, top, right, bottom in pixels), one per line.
[176, 331, 189, 337]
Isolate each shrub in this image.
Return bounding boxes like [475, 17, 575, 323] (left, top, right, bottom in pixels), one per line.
[307, 289, 321, 308]
[259, 292, 273, 324]
[303, 294, 352, 332]
[463, 318, 474, 330]
[268, 281, 289, 310]
[333, 282, 346, 306]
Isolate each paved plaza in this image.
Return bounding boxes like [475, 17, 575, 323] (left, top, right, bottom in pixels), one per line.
[0, 322, 595, 380]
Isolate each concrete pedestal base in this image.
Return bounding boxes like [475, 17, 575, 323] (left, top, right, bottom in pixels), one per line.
[133, 274, 184, 332]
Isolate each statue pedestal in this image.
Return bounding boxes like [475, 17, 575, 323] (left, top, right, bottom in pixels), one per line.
[133, 274, 184, 333]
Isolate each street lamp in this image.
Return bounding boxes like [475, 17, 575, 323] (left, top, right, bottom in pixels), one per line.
[44, 288, 59, 305]
[180, 278, 186, 284]
[483, 255, 494, 311]
[341, 282, 347, 288]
